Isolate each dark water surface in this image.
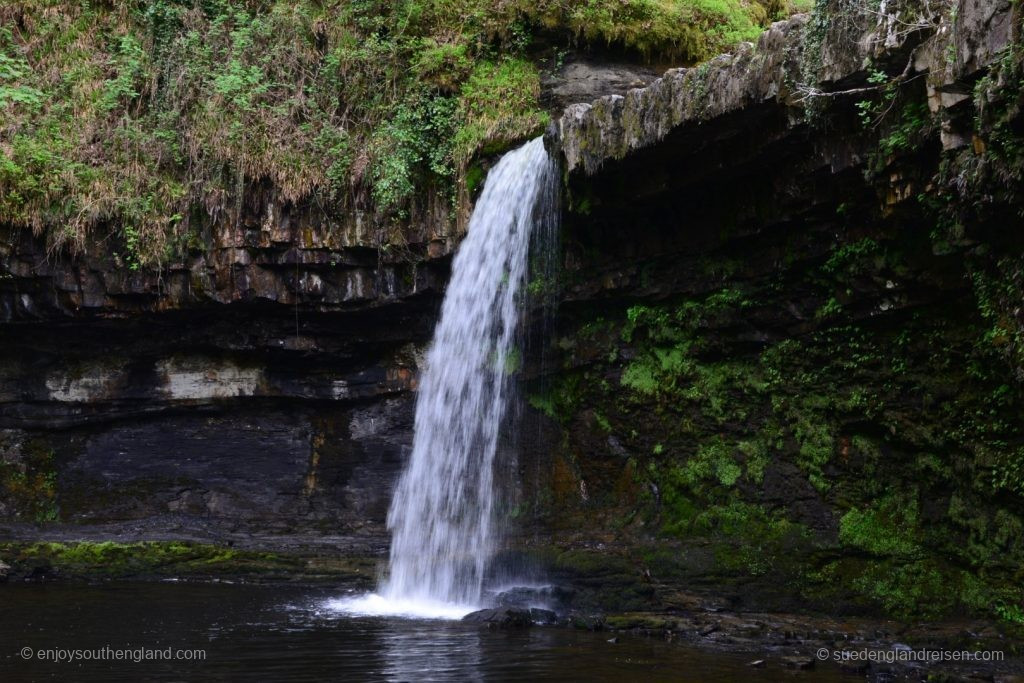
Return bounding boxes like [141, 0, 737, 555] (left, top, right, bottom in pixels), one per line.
[0, 582, 861, 681]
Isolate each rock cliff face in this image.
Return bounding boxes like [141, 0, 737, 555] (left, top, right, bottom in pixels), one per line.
[0, 198, 449, 552]
[2, 0, 1024, 624]
[526, 0, 1024, 619]
[558, 0, 1016, 174]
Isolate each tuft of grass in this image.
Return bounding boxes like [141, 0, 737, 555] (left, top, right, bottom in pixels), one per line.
[452, 57, 548, 165]
[557, 0, 763, 59]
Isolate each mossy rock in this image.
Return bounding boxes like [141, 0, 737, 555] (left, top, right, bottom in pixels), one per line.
[605, 613, 679, 630]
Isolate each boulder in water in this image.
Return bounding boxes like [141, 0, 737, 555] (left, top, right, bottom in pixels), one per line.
[462, 608, 533, 628]
[492, 584, 573, 611]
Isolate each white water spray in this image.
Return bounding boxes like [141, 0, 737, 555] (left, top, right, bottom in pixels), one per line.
[331, 137, 558, 619]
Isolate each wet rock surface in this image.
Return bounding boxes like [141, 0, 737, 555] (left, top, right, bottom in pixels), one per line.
[458, 590, 1024, 680]
[0, 206, 452, 322]
[0, 539, 380, 585]
[599, 597, 1024, 682]
[0, 305, 429, 544]
[541, 59, 662, 111]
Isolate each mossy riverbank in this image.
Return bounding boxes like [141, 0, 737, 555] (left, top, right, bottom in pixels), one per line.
[0, 540, 377, 584]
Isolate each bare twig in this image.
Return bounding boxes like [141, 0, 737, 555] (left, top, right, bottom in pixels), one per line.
[795, 43, 926, 104]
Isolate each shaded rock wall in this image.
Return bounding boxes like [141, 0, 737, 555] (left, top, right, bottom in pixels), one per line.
[517, 0, 1024, 621]
[0, 213, 441, 549]
[0, 308, 425, 553]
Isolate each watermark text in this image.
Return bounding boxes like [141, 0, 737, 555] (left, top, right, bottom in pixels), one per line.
[19, 645, 206, 664]
[816, 647, 1003, 664]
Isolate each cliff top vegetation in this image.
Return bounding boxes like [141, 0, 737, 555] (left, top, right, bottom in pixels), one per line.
[0, 0, 807, 266]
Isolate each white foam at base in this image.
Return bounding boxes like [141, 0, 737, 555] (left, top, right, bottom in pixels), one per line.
[324, 593, 477, 620]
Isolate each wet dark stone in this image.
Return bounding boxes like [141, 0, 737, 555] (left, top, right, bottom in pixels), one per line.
[492, 584, 572, 612]
[462, 608, 533, 628]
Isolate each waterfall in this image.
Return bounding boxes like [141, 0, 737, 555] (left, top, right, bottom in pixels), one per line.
[331, 137, 558, 619]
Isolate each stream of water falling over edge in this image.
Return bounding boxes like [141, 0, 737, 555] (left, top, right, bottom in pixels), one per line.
[331, 137, 558, 619]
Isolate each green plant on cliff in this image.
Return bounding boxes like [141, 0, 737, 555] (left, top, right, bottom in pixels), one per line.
[369, 94, 460, 212]
[677, 436, 743, 490]
[0, 439, 59, 523]
[969, 258, 1024, 393]
[797, 0, 880, 123]
[972, 41, 1024, 190]
[619, 291, 758, 422]
[0, 27, 43, 109]
[695, 501, 809, 575]
[822, 237, 881, 276]
[924, 39, 1022, 260]
[995, 602, 1024, 626]
[839, 497, 921, 557]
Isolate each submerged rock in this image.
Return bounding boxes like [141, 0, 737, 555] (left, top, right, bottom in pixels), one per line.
[780, 656, 815, 670]
[529, 608, 558, 625]
[566, 613, 606, 631]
